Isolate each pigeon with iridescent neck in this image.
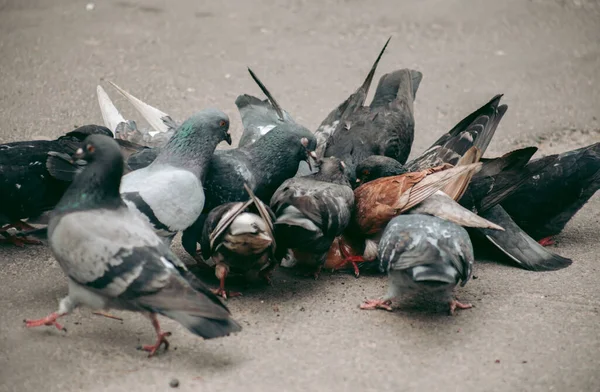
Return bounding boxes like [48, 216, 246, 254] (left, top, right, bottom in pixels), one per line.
[24, 135, 241, 357]
[120, 109, 232, 243]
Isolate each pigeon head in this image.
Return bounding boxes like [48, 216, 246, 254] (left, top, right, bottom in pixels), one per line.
[156, 108, 232, 175]
[314, 157, 351, 186]
[73, 134, 123, 167]
[55, 134, 124, 213]
[355, 155, 408, 187]
[289, 125, 317, 165]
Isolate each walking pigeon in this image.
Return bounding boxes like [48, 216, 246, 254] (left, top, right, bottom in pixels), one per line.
[24, 134, 241, 357]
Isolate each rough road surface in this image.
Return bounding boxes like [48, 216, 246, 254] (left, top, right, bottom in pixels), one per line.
[1, 0, 599, 391]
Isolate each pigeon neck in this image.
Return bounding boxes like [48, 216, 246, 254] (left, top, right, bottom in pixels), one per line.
[154, 126, 221, 180]
[246, 132, 305, 179]
[55, 158, 124, 213]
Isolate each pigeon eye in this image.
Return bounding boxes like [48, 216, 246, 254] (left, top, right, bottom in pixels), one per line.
[86, 144, 95, 153]
[219, 120, 227, 127]
[362, 170, 369, 176]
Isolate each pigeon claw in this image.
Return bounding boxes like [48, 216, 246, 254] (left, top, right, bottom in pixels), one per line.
[211, 287, 242, 300]
[0, 233, 42, 247]
[142, 331, 172, 358]
[24, 312, 67, 331]
[360, 299, 393, 311]
[537, 237, 556, 247]
[449, 299, 473, 315]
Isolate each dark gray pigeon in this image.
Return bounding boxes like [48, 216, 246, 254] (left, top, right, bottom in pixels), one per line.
[200, 185, 282, 298]
[360, 214, 473, 315]
[501, 142, 600, 245]
[270, 157, 354, 279]
[181, 125, 317, 258]
[316, 38, 423, 182]
[237, 68, 296, 148]
[24, 135, 241, 357]
[0, 124, 145, 246]
[120, 109, 232, 244]
[236, 68, 317, 177]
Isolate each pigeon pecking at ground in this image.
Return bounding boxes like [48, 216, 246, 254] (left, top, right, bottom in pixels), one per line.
[270, 157, 355, 279]
[120, 109, 232, 244]
[24, 134, 241, 357]
[360, 214, 474, 315]
[200, 184, 282, 298]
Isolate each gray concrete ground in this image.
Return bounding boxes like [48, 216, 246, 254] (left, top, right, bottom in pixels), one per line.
[1, 0, 599, 391]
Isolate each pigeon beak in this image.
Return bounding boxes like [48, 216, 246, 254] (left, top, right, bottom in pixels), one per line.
[72, 147, 85, 161]
[224, 132, 232, 145]
[306, 151, 317, 172]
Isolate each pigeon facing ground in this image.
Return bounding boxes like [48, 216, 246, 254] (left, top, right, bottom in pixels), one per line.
[360, 214, 474, 315]
[24, 135, 241, 357]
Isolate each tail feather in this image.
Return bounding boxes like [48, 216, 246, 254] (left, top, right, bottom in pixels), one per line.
[97, 85, 126, 133]
[161, 310, 242, 339]
[247, 68, 285, 121]
[479, 205, 572, 271]
[370, 68, 423, 110]
[109, 81, 174, 135]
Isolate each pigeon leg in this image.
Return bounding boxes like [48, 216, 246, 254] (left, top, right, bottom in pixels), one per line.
[338, 242, 365, 278]
[141, 313, 172, 357]
[0, 232, 42, 247]
[538, 236, 556, 247]
[360, 299, 393, 311]
[448, 299, 473, 315]
[211, 263, 242, 299]
[24, 312, 67, 331]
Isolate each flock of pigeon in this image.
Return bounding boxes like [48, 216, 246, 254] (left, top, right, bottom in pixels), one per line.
[1, 38, 599, 357]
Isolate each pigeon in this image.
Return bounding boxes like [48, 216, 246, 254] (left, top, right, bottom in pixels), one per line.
[97, 84, 177, 147]
[24, 134, 241, 357]
[318, 38, 422, 181]
[120, 109, 232, 243]
[327, 161, 503, 276]
[501, 142, 600, 245]
[200, 184, 280, 298]
[270, 157, 354, 279]
[181, 125, 317, 257]
[0, 125, 115, 246]
[360, 214, 474, 315]
[236, 68, 317, 176]
[353, 121, 573, 271]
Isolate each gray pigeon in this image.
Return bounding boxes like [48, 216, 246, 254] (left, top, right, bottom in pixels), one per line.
[270, 157, 354, 279]
[120, 109, 232, 243]
[24, 135, 241, 357]
[361, 214, 473, 315]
